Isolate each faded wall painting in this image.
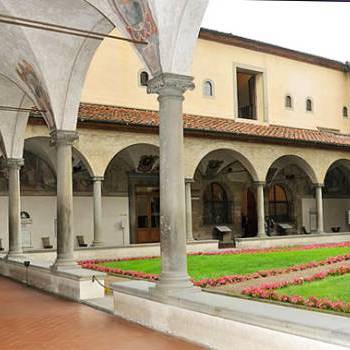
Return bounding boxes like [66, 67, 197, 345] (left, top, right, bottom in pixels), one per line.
[73, 157, 93, 194]
[20, 151, 56, 193]
[16, 60, 55, 130]
[111, 0, 161, 75]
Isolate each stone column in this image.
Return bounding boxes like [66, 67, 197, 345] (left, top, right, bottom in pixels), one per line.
[185, 178, 194, 242]
[315, 184, 324, 234]
[256, 182, 266, 238]
[148, 73, 196, 296]
[92, 177, 104, 247]
[51, 130, 79, 270]
[7, 158, 24, 257]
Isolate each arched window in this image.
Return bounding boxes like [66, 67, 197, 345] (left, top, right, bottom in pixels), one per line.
[203, 182, 231, 224]
[140, 71, 149, 87]
[268, 185, 290, 222]
[285, 95, 292, 109]
[343, 106, 348, 118]
[203, 80, 214, 97]
[306, 98, 313, 112]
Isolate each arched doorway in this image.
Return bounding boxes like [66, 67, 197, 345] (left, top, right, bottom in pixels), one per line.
[268, 184, 290, 222]
[104, 144, 160, 244]
[323, 160, 350, 233]
[266, 155, 316, 235]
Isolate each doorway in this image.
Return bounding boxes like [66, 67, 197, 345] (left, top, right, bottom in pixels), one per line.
[241, 189, 258, 237]
[135, 186, 160, 243]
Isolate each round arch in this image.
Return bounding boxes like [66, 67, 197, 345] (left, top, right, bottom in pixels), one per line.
[265, 155, 318, 185]
[323, 159, 350, 184]
[190, 147, 259, 182]
[101, 141, 160, 177]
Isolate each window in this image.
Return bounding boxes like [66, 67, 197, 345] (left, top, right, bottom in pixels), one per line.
[306, 98, 313, 112]
[203, 80, 214, 97]
[203, 183, 231, 224]
[140, 71, 149, 87]
[285, 95, 293, 109]
[343, 106, 348, 118]
[237, 70, 257, 119]
[268, 185, 290, 222]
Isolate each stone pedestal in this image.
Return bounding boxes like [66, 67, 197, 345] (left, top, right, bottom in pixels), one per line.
[147, 73, 197, 296]
[51, 130, 79, 270]
[185, 178, 194, 242]
[256, 182, 266, 238]
[315, 184, 324, 234]
[7, 158, 24, 257]
[92, 177, 104, 247]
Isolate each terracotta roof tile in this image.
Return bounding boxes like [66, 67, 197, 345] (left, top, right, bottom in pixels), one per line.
[78, 103, 350, 148]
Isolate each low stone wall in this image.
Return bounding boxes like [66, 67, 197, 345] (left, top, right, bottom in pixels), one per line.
[0, 258, 105, 301]
[22, 240, 219, 263]
[235, 232, 350, 249]
[112, 281, 350, 350]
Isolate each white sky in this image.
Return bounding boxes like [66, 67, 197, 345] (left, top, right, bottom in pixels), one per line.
[202, 0, 350, 62]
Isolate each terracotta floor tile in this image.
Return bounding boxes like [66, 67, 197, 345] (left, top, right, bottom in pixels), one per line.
[0, 277, 204, 350]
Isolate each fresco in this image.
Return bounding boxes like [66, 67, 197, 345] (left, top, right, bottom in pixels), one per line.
[16, 60, 55, 130]
[20, 151, 56, 193]
[111, 0, 161, 75]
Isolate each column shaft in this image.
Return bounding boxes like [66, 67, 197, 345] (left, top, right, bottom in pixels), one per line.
[148, 73, 195, 295]
[92, 177, 103, 247]
[315, 185, 324, 234]
[256, 182, 266, 238]
[51, 131, 78, 270]
[7, 159, 23, 256]
[185, 179, 194, 242]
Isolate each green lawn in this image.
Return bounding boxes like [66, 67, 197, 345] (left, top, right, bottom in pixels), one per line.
[100, 246, 350, 281]
[279, 274, 350, 302]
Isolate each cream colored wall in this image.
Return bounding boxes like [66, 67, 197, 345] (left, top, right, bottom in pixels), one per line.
[0, 196, 129, 250]
[302, 198, 350, 233]
[81, 30, 350, 133]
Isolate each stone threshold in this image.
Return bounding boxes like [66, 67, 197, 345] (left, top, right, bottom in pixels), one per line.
[112, 280, 350, 349]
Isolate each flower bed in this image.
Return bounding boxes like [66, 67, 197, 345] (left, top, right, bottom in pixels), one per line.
[80, 252, 350, 288]
[242, 266, 350, 313]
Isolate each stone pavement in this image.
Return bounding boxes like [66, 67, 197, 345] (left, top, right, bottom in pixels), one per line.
[0, 276, 204, 350]
[215, 260, 350, 295]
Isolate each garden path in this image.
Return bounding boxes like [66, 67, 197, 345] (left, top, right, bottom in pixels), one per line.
[214, 261, 350, 295]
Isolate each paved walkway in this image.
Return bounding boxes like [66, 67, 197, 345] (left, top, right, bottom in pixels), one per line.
[216, 261, 350, 295]
[0, 277, 204, 350]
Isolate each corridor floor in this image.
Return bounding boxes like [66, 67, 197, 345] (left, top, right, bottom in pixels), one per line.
[0, 277, 204, 350]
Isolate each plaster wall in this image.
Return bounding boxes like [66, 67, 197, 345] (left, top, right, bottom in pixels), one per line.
[0, 196, 129, 250]
[302, 198, 350, 233]
[81, 31, 350, 133]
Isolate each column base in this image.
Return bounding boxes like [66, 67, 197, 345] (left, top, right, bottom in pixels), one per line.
[149, 273, 200, 299]
[91, 241, 104, 247]
[51, 257, 80, 271]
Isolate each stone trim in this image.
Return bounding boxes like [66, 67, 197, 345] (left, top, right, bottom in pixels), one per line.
[147, 73, 195, 96]
[6, 158, 24, 169]
[50, 130, 79, 146]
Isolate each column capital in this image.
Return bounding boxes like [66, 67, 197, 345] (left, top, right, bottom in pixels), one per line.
[50, 130, 79, 146]
[313, 183, 324, 188]
[254, 181, 266, 187]
[185, 178, 195, 184]
[92, 176, 104, 182]
[6, 158, 24, 169]
[147, 73, 195, 96]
